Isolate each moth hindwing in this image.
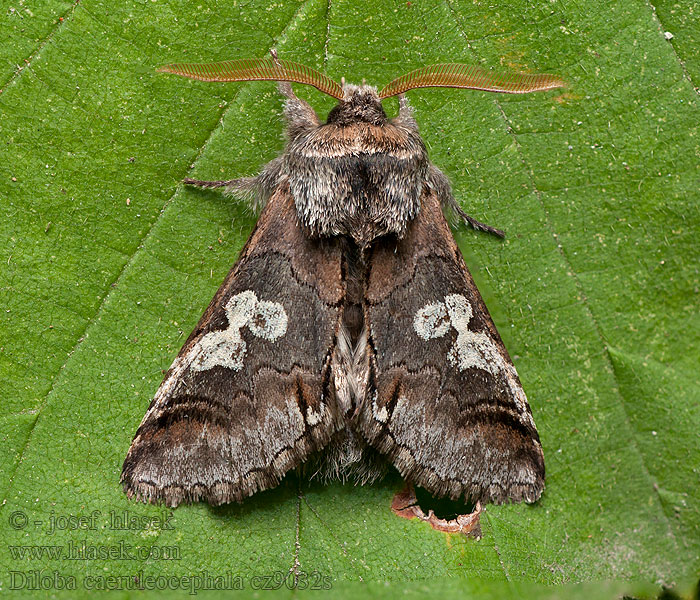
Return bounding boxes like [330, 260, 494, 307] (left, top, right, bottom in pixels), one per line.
[122, 55, 561, 508]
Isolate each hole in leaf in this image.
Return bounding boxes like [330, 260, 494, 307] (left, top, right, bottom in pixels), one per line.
[392, 483, 481, 537]
[413, 485, 477, 520]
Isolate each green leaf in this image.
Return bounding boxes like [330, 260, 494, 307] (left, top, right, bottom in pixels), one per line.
[1, 0, 698, 596]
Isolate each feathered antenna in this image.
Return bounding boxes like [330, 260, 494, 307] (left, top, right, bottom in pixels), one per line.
[379, 63, 565, 98]
[157, 56, 344, 100]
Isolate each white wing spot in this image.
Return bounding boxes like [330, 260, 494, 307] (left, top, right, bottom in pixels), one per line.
[374, 404, 389, 423]
[413, 294, 533, 424]
[305, 404, 325, 427]
[248, 300, 288, 341]
[188, 291, 288, 372]
[413, 301, 450, 340]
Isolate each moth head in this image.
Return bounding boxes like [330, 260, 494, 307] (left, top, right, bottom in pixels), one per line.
[157, 54, 565, 119]
[326, 83, 387, 126]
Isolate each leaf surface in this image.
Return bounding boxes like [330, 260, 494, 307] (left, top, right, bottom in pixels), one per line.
[1, 0, 698, 594]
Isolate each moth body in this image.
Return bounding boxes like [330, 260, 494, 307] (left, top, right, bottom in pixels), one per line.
[122, 57, 564, 509]
[261, 84, 432, 482]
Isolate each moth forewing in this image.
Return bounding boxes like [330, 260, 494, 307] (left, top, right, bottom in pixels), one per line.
[122, 56, 561, 508]
[359, 190, 544, 505]
[121, 187, 345, 507]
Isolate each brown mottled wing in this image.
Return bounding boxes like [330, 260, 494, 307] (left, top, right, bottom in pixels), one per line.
[121, 184, 344, 507]
[359, 189, 544, 505]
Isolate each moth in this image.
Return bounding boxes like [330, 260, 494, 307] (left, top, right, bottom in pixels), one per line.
[121, 53, 564, 509]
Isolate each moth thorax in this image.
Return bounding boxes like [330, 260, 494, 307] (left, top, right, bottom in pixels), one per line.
[286, 81, 428, 245]
[326, 84, 387, 126]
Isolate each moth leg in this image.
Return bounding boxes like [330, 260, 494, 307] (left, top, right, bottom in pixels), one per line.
[269, 49, 321, 140]
[184, 156, 284, 212]
[451, 201, 506, 239]
[393, 93, 419, 132]
[428, 165, 505, 238]
[183, 49, 319, 206]
[183, 178, 244, 189]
